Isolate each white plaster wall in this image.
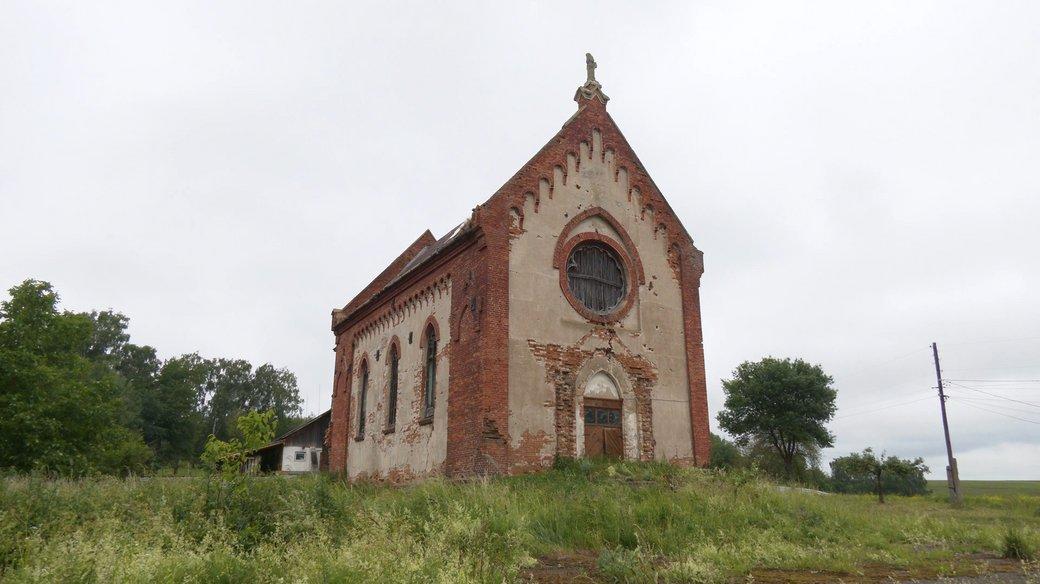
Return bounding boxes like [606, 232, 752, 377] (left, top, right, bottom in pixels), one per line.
[507, 129, 693, 463]
[281, 446, 321, 473]
[346, 282, 451, 480]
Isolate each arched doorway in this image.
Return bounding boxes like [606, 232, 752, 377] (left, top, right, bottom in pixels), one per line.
[583, 371, 623, 459]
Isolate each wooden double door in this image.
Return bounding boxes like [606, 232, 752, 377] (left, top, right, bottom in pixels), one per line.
[583, 398, 623, 459]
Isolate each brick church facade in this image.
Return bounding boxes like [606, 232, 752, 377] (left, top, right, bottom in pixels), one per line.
[327, 56, 709, 480]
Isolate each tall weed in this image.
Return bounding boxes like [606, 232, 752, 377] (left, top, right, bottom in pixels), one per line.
[0, 461, 1037, 582]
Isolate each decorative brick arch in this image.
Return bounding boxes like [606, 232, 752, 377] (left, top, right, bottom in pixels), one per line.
[419, 316, 441, 423]
[384, 336, 402, 430]
[355, 353, 371, 378]
[421, 315, 441, 342]
[386, 335, 402, 360]
[354, 354, 372, 440]
[571, 353, 649, 461]
[552, 206, 645, 285]
[557, 232, 639, 324]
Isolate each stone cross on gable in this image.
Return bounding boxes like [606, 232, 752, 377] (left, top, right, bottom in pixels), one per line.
[575, 52, 609, 104]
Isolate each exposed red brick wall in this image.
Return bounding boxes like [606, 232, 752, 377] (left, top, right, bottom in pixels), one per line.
[528, 338, 657, 462]
[680, 247, 710, 465]
[444, 228, 512, 477]
[327, 334, 354, 473]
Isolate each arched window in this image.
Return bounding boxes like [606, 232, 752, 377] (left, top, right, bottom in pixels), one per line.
[566, 242, 626, 314]
[386, 344, 399, 431]
[422, 324, 437, 420]
[355, 360, 369, 440]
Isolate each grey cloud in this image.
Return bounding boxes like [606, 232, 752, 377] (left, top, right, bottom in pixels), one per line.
[2, 0, 1037, 478]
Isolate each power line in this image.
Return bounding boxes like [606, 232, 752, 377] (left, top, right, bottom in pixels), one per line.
[948, 386, 1040, 392]
[948, 396, 1040, 416]
[875, 346, 933, 365]
[945, 379, 1040, 383]
[944, 364, 1040, 372]
[946, 382, 1040, 410]
[941, 336, 1040, 347]
[835, 395, 934, 419]
[955, 401, 1040, 426]
[838, 390, 934, 413]
[840, 346, 932, 376]
[951, 396, 1040, 406]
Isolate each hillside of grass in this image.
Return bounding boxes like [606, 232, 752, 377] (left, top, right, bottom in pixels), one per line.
[2, 461, 1038, 583]
[928, 480, 1040, 497]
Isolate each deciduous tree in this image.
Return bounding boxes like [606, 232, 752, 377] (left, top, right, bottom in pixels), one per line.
[0, 280, 150, 474]
[717, 357, 837, 479]
[830, 448, 929, 502]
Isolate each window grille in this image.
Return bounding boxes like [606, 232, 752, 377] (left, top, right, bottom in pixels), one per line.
[567, 242, 626, 313]
[584, 406, 621, 427]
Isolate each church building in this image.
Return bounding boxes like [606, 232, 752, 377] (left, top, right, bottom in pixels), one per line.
[327, 56, 709, 480]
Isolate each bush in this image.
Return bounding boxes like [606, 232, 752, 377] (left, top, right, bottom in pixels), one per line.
[1001, 526, 1035, 560]
[597, 546, 654, 583]
[709, 433, 742, 470]
[830, 449, 930, 501]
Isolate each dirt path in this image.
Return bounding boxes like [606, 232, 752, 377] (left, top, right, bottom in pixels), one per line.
[905, 570, 1036, 584]
[521, 554, 1038, 583]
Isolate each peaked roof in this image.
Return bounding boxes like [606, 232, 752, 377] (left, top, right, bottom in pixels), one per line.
[337, 230, 435, 318]
[333, 220, 473, 328]
[250, 409, 331, 454]
[475, 55, 700, 255]
[332, 55, 700, 331]
[383, 220, 470, 291]
[276, 409, 331, 442]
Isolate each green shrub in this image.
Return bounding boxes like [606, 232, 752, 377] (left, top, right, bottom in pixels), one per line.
[1001, 526, 1035, 560]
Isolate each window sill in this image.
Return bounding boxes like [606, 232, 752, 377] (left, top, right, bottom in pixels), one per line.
[353, 434, 364, 442]
[383, 426, 396, 435]
[418, 416, 434, 426]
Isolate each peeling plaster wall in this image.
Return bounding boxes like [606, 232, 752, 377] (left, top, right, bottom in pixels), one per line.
[507, 128, 693, 470]
[345, 282, 452, 481]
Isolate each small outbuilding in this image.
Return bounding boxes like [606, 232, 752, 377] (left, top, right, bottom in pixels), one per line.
[249, 410, 330, 474]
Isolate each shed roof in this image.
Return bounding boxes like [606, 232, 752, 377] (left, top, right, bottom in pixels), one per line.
[250, 409, 331, 455]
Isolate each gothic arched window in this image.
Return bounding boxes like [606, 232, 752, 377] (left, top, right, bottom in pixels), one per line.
[355, 360, 369, 440]
[386, 344, 399, 431]
[422, 324, 437, 420]
[566, 242, 626, 314]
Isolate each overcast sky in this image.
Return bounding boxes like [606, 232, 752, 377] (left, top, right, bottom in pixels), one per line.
[2, 1, 1038, 479]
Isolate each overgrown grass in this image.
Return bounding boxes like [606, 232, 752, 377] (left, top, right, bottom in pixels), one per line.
[1, 461, 1037, 582]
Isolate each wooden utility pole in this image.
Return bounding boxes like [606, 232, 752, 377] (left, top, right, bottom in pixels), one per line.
[931, 342, 962, 504]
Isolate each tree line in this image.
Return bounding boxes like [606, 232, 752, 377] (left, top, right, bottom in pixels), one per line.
[711, 356, 930, 501]
[2, 278, 930, 496]
[0, 279, 305, 475]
